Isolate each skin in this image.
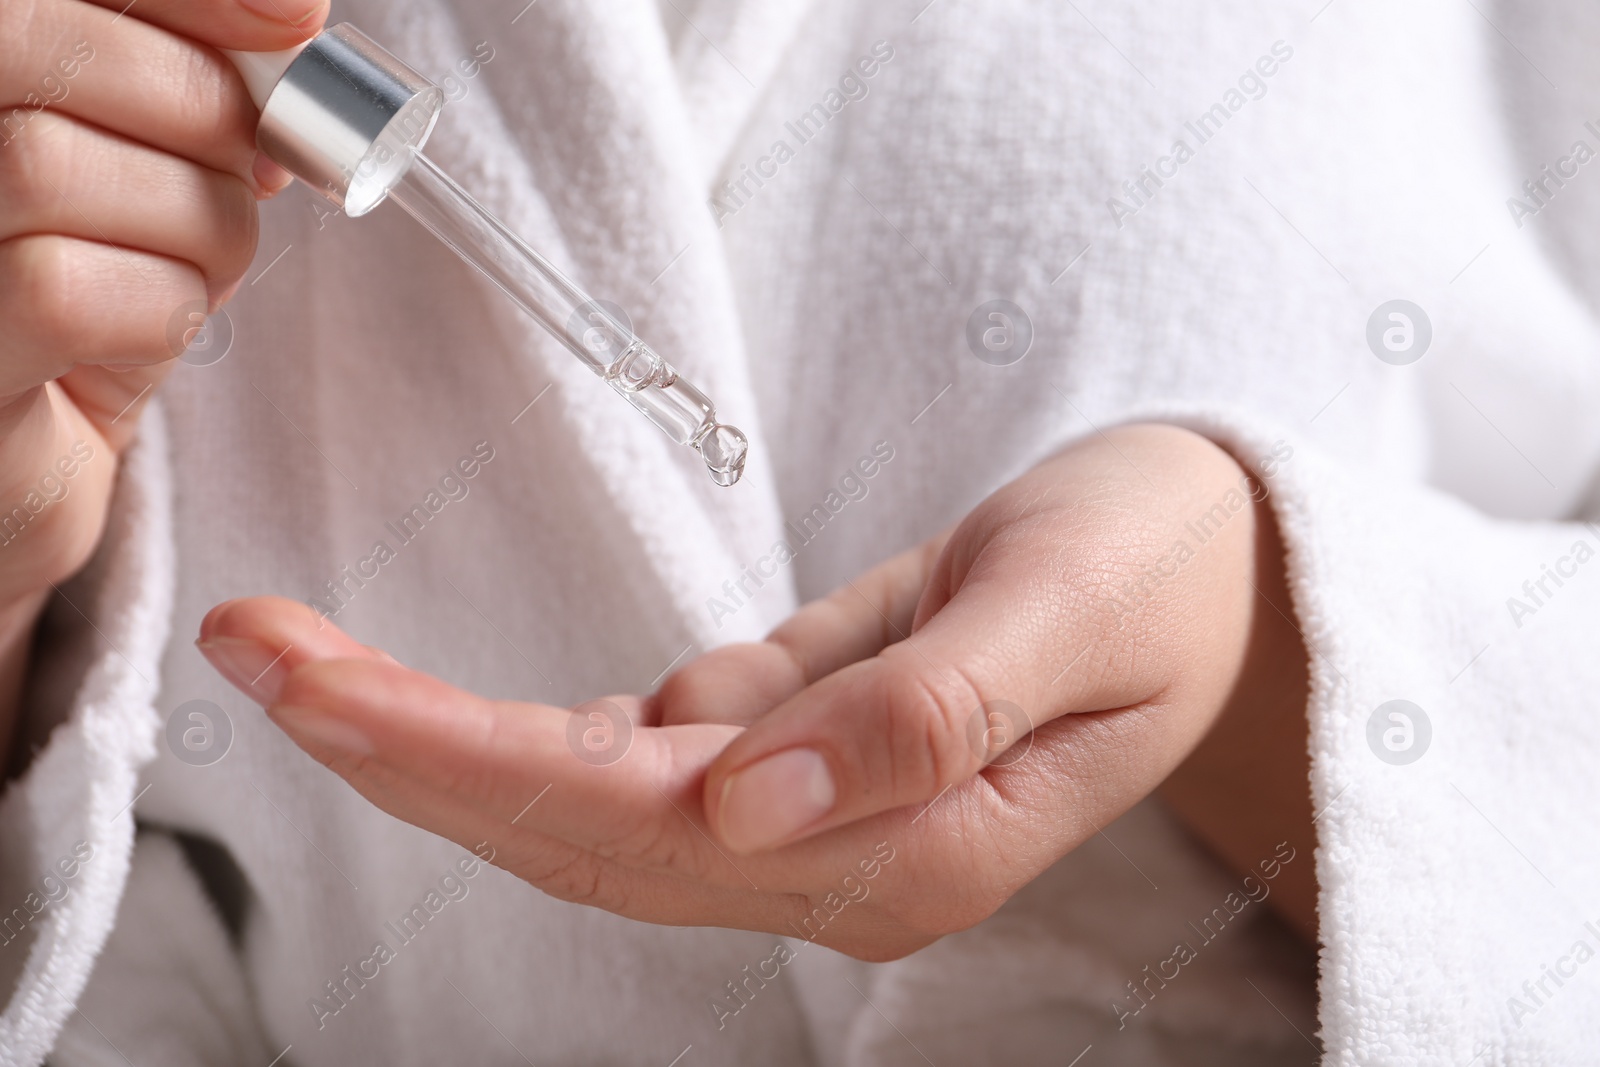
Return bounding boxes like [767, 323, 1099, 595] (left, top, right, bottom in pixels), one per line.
[1159, 494, 1317, 946]
[0, 0, 330, 772]
[199, 424, 1317, 959]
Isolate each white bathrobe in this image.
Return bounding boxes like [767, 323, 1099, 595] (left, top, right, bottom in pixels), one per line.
[2, 0, 1598, 1063]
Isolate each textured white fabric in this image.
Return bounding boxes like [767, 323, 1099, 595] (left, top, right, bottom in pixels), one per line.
[3, 0, 1599, 1064]
[0, 408, 174, 1067]
[51, 832, 271, 1067]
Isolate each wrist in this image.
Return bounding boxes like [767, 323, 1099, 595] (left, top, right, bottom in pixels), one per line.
[1157, 462, 1318, 943]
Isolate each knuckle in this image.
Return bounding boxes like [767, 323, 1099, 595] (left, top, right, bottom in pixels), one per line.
[654, 652, 723, 717]
[588, 792, 714, 880]
[209, 175, 260, 286]
[874, 652, 985, 799]
[0, 111, 72, 221]
[171, 51, 240, 153]
[432, 761, 503, 809]
[431, 710, 522, 811]
[320, 748, 382, 783]
[11, 236, 83, 354]
[531, 850, 630, 913]
[654, 641, 796, 726]
[600, 815, 704, 877]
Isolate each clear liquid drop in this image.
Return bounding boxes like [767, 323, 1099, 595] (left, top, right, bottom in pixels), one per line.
[598, 340, 747, 486]
[696, 423, 748, 486]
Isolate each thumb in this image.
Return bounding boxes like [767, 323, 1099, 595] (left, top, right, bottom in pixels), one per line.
[700, 550, 1135, 856]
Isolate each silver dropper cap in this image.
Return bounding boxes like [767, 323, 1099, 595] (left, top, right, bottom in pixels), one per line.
[227, 24, 444, 217]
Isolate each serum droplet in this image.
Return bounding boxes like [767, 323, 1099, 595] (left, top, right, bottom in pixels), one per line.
[696, 423, 748, 487]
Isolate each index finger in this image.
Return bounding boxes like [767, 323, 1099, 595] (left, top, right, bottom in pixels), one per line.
[79, 0, 328, 52]
[6, 0, 326, 186]
[197, 597, 758, 885]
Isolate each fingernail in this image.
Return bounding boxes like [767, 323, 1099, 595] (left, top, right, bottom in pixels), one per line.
[717, 748, 834, 853]
[238, 0, 321, 29]
[196, 635, 291, 705]
[270, 704, 374, 757]
[252, 153, 294, 198]
[197, 599, 244, 643]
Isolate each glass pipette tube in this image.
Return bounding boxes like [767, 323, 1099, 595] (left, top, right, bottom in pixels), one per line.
[386, 150, 749, 487]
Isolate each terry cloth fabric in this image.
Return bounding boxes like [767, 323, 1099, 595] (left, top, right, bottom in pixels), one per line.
[2, 0, 1599, 1064]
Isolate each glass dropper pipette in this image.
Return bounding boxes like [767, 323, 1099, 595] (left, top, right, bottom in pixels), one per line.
[224, 25, 748, 487]
[385, 151, 748, 485]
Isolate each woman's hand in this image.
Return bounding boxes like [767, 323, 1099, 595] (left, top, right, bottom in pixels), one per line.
[0, 0, 328, 768]
[199, 424, 1313, 960]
